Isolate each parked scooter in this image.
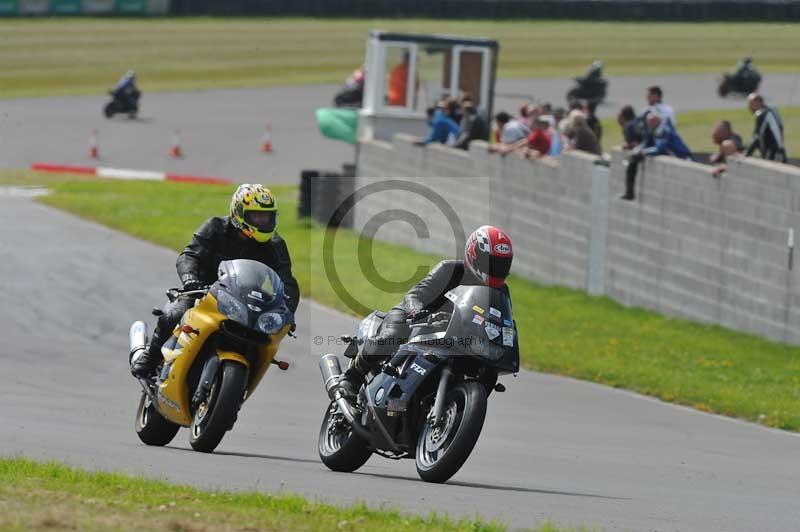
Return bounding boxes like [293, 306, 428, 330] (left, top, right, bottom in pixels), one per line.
[566, 60, 608, 107]
[718, 57, 761, 97]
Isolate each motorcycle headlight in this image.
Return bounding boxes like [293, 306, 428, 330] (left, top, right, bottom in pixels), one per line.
[217, 290, 249, 325]
[257, 312, 284, 335]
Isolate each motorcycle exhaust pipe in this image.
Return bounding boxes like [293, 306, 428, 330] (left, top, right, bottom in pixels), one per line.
[129, 321, 148, 365]
[319, 353, 344, 399]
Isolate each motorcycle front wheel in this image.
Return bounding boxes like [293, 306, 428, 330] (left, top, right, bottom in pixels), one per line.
[415, 381, 487, 483]
[135, 391, 180, 446]
[103, 102, 116, 118]
[318, 402, 372, 472]
[189, 360, 247, 453]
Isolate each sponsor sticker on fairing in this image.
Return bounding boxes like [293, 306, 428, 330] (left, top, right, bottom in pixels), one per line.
[472, 305, 485, 314]
[445, 290, 459, 302]
[485, 322, 500, 340]
[489, 307, 502, 318]
[502, 326, 514, 347]
[472, 314, 485, 325]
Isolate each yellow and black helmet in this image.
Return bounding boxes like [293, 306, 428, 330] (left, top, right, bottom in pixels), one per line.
[230, 184, 278, 243]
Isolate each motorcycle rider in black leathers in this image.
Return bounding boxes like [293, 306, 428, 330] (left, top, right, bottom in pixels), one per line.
[338, 225, 514, 397]
[131, 184, 300, 378]
[745, 92, 788, 164]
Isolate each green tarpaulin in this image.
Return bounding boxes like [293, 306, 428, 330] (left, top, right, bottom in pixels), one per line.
[315, 108, 358, 145]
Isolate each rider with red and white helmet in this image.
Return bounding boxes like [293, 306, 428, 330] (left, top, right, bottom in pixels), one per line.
[339, 225, 514, 397]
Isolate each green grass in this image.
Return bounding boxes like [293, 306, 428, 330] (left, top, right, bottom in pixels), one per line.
[9, 173, 797, 432]
[601, 106, 800, 158]
[1, 18, 799, 98]
[2, 457, 582, 531]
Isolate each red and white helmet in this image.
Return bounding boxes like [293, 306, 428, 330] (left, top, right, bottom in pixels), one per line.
[464, 225, 513, 288]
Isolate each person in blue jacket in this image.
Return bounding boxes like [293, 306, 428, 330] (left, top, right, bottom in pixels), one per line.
[415, 105, 460, 146]
[622, 112, 692, 200]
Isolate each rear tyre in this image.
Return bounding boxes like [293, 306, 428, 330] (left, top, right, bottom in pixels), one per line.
[318, 402, 372, 472]
[135, 392, 180, 446]
[189, 360, 247, 453]
[415, 381, 487, 483]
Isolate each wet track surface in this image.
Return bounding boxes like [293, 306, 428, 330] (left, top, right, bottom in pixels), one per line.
[2, 73, 798, 183]
[1, 195, 799, 531]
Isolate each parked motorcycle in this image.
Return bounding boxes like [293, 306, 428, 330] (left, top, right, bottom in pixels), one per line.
[129, 259, 293, 453]
[566, 60, 607, 107]
[317, 284, 519, 483]
[718, 58, 761, 97]
[104, 87, 140, 119]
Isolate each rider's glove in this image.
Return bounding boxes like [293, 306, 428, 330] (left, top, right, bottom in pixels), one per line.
[407, 308, 430, 322]
[182, 277, 204, 291]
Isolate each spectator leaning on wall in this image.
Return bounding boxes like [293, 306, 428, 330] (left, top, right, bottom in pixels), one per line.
[454, 97, 490, 150]
[622, 113, 692, 201]
[563, 110, 602, 156]
[618, 105, 644, 149]
[415, 104, 460, 146]
[710, 120, 744, 164]
[494, 111, 530, 145]
[745, 92, 788, 163]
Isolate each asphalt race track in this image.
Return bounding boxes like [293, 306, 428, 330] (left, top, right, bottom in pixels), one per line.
[2, 191, 800, 531]
[2, 73, 798, 183]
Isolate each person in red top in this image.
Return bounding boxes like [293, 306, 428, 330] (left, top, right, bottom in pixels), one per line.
[524, 117, 552, 158]
[388, 52, 411, 106]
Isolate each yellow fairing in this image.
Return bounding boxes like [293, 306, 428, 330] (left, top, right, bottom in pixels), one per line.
[155, 293, 290, 426]
[157, 293, 225, 426]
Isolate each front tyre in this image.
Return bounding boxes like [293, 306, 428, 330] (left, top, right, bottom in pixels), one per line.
[189, 360, 247, 453]
[415, 381, 487, 483]
[318, 402, 372, 472]
[135, 392, 180, 446]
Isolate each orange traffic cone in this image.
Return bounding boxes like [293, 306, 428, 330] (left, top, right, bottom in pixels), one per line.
[260, 122, 273, 153]
[169, 129, 183, 158]
[88, 129, 99, 159]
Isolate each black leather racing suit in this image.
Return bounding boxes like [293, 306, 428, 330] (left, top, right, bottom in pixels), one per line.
[746, 106, 787, 163]
[146, 216, 300, 363]
[353, 259, 510, 373]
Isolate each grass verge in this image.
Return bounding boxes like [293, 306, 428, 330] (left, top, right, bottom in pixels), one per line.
[1, 18, 799, 98]
[2, 457, 583, 531]
[601, 106, 800, 159]
[6, 172, 795, 431]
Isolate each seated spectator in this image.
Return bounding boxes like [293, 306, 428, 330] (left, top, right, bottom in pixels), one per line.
[618, 105, 644, 149]
[415, 104, 460, 146]
[443, 96, 463, 124]
[454, 97, 490, 150]
[563, 110, 602, 155]
[493, 111, 529, 145]
[710, 120, 744, 164]
[622, 113, 692, 200]
[745, 92, 788, 163]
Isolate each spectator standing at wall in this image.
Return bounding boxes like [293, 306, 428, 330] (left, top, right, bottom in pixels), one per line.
[415, 104, 460, 146]
[494, 111, 530, 145]
[618, 105, 644, 149]
[622, 113, 692, 200]
[523, 116, 553, 159]
[584, 100, 603, 148]
[710, 120, 744, 164]
[542, 115, 563, 156]
[454, 97, 490, 150]
[745, 93, 788, 163]
[564, 110, 602, 155]
[646, 85, 675, 126]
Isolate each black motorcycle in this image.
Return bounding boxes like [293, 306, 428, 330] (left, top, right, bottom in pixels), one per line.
[104, 87, 140, 119]
[317, 285, 519, 483]
[333, 67, 364, 108]
[718, 59, 761, 98]
[567, 61, 607, 107]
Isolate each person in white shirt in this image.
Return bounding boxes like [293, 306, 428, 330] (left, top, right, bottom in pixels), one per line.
[646, 85, 675, 126]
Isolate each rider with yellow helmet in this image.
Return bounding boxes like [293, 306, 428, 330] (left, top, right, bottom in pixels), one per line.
[131, 184, 299, 378]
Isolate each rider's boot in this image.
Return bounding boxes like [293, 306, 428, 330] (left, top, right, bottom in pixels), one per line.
[130, 343, 163, 379]
[337, 356, 370, 401]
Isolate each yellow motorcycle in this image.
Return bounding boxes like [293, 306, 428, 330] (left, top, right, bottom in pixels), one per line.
[129, 259, 293, 453]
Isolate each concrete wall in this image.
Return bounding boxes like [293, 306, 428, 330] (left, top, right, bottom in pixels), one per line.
[355, 134, 800, 345]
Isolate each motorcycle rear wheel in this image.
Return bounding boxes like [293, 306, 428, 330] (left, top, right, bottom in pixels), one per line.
[189, 360, 247, 453]
[135, 391, 180, 446]
[318, 402, 372, 472]
[415, 381, 487, 483]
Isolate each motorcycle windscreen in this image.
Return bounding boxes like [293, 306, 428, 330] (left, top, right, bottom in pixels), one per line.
[211, 259, 292, 330]
[440, 285, 519, 374]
